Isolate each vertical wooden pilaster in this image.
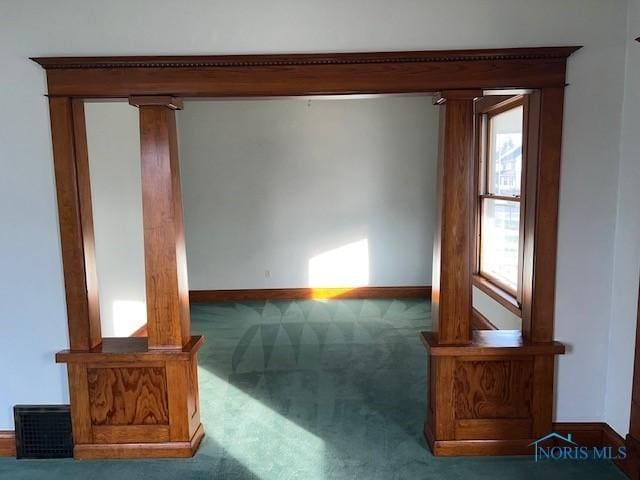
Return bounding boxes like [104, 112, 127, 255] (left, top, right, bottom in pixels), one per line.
[521, 87, 564, 343]
[431, 90, 480, 345]
[49, 97, 101, 350]
[129, 96, 190, 350]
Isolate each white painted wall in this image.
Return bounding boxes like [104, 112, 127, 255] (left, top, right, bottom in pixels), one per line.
[85, 102, 147, 338]
[0, 0, 630, 429]
[604, 0, 640, 436]
[177, 97, 438, 290]
[472, 287, 522, 330]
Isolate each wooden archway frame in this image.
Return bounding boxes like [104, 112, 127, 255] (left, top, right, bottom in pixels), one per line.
[34, 46, 579, 459]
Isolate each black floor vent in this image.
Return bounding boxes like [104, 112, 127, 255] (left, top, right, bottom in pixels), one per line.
[14, 405, 73, 459]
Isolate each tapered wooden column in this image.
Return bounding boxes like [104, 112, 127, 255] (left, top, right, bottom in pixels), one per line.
[129, 96, 190, 350]
[431, 90, 479, 345]
[49, 98, 102, 350]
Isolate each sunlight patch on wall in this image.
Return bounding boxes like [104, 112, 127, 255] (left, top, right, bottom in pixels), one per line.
[111, 300, 146, 337]
[199, 368, 325, 478]
[308, 239, 369, 291]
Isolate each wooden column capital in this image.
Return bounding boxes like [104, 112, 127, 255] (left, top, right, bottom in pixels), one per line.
[433, 90, 483, 105]
[129, 96, 183, 110]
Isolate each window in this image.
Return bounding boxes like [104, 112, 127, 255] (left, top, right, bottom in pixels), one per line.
[476, 99, 525, 301]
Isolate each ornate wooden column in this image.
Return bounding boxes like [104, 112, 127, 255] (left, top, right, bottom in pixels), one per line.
[422, 90, 565, 456]
[55, 97, 204, 459]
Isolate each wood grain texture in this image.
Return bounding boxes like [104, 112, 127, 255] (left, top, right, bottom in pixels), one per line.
[424, 331, 564, 456]
[426, 422, 626, 457]
[32, 47, 581, 69]
[531, 355, 554, 437]
[165, 361, 189, 441]
[187, 356, 201, 436]
[74, 423, 204, 459]
[454, 359, 533, 419]
[67, 363, 92, 443]
[455, 418, 532, 440]
[189, 286, 432, 302]
[426, 434, 534, 456]
[60, 343, 203, 458]
[32, 47, 580, 97]
[71, 99, 102, 348]
[49, 97, 101, 350]
[0, 431, 16, 457]
[431, 91, 479, 344]
[551, 422, 625, 449]
[37, 47, 579, 460]
[136, 101, 191, 349]
[520, 91, 541, 340]
[525, 87, 565, 342]
[87, 367, 169, 425]
[433, 357, 456, 440]
[421, 330, 565, 357]
[56, 336, 204, 363]
[92, 425, 170, 444]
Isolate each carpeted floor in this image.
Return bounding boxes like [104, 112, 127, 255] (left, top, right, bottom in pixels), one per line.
[0, 299, 625, 479]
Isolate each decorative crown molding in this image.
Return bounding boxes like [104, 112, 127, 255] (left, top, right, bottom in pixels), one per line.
[31, 46, 582, 70]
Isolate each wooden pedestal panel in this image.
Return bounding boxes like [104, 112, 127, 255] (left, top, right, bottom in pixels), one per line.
[57, 336, 204, 459]
[422, 331, 563, 456]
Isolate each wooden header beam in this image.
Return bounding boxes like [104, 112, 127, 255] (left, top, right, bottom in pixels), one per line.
[32, 47, 580, 98]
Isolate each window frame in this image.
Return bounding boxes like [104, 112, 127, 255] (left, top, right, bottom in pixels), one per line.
[473, 95, 528, 313]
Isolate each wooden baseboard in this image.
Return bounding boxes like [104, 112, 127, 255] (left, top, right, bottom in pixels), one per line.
[189, 286, 432, 303]
[553, 422, 625, 448]
[624, 434, 639, 479]
[555, 422, 629, 476]
[131, 286, 431, 336]
[431, 438, 534, 456]
[0, 431, 15, 457]
[423, 421, 533, 456]
[471, 308, 498, 330]
[424, 421, 627, 459]
[74, 423, 204, 459]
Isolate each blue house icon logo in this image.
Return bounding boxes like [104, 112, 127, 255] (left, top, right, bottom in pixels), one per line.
[529, 432, 577, 461]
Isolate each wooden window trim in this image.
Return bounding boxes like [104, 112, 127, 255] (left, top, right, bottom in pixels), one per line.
[472, 274, 522, 316]
[475, 96, 527, 305]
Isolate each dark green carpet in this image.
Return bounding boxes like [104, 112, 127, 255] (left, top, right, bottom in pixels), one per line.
[0, 299, 625, 479]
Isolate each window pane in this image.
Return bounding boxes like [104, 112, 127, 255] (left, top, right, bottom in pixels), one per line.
[480, 198, 520, 292]
[488, 105, 523, 196]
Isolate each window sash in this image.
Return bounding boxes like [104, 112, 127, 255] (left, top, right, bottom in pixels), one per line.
[476, 98, 526, 303]
[478, 197, 520, 296]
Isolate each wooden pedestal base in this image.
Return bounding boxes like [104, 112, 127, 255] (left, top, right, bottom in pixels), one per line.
[74, 423, 204, 459]
[56, 336, 204, 460]
[421, 330, 564, 457]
